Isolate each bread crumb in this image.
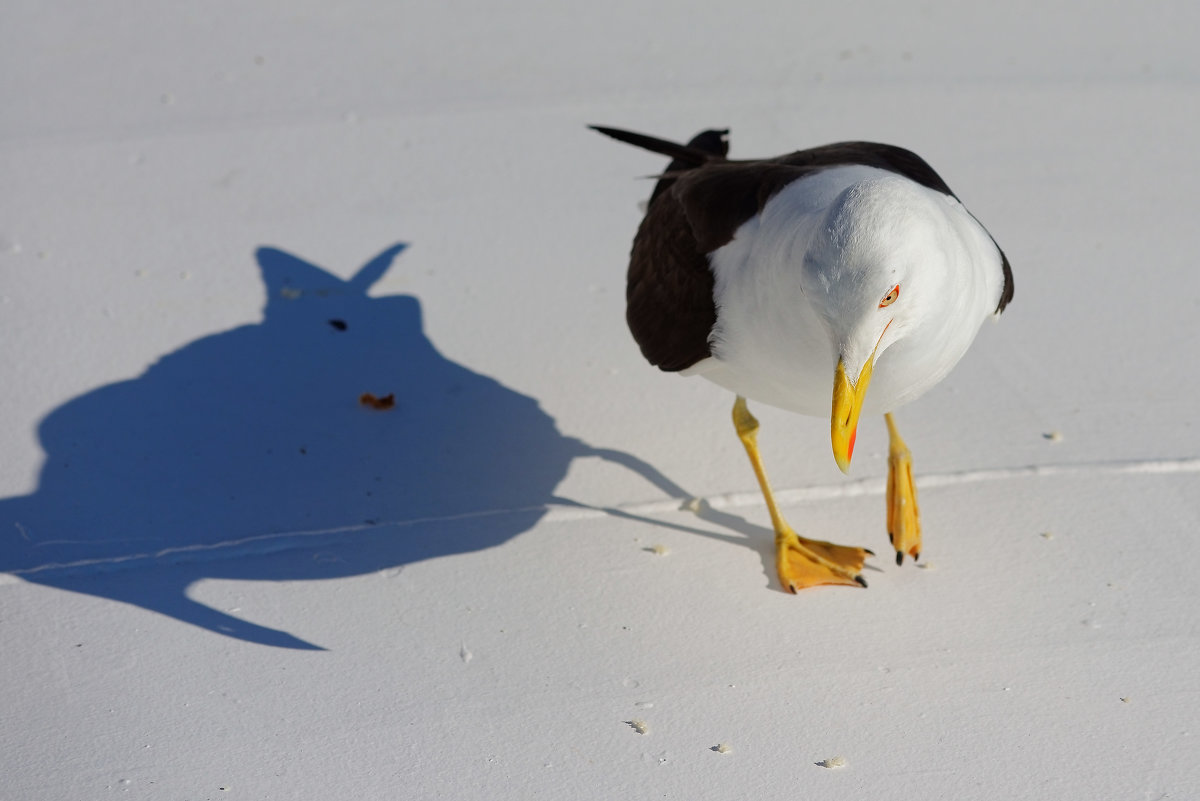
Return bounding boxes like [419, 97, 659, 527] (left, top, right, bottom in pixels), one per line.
[1043, 430, 1064, 442]
[1040, 531, 1054, 540]
[713, 742, 732, 754]
[650, 544, 669, 556]
[683, 497, 704, 513]
[360, 392, 396, 410]
[628, 719, 649, 735]
[818, 756, 847, 769]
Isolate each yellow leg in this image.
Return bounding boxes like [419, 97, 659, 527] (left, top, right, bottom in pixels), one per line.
[885, 413, 921, 565]
[732, 397, 872, 591]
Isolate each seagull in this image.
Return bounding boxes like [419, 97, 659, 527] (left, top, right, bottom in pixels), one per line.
[594, 125, 1013, 591]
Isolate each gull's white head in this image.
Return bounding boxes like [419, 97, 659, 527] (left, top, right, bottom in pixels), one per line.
[707, 165, 1003, 474]
[802, 174, 961, 472]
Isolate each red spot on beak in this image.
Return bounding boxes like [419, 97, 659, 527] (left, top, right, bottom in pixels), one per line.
[848, 427, 857, 462]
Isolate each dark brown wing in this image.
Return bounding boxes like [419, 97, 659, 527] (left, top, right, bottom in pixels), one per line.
[625, 130, 729, 371]
[626, 188, 720, 371]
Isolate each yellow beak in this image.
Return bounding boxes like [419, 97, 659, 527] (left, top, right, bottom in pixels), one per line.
[831, 356, 875, 474]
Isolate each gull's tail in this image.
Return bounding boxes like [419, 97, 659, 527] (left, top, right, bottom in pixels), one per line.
[590, 125, 730, 202]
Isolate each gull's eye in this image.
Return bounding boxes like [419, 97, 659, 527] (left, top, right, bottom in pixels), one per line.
[879, 284, 900, 308]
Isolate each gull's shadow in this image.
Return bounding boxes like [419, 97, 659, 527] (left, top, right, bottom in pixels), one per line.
[0, 243, 735, 649]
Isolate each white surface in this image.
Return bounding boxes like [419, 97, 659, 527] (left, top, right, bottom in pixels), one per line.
[3, 2, 1199, 799]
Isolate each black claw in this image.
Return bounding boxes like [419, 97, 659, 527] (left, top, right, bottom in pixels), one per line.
[888, 531, 894, 544]
[855, 575, 868, 588]
[864, 548, 876, 557]
[913, 552, 920, 562]
[895, 551, 904, 566]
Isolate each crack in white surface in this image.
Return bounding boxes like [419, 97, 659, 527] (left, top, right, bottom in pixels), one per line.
[7, 456, 1198, 577]
[550, 455, 1200, 522]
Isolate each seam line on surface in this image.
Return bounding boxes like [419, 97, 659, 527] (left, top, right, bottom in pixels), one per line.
[7, 456, 1198, 576]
